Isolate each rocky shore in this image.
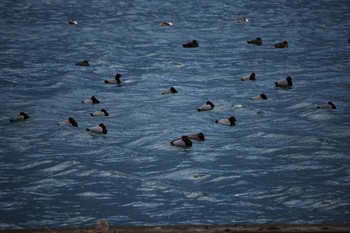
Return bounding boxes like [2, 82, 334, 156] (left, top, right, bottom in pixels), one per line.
[1, 224, 350, 233]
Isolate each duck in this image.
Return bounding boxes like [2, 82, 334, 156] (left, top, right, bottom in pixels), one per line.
[82, 96, 100, 104]
[186, 132, 205, 141]
[86, 123, 107, 134]
[161, 87, 178, 94]
[104, 73, 121, 84]
[317, 101, 336, 109]
[68, 20, 78, 25]
[247, 37, 262, 46]
[161, 21, 173, 26]
[171, 135, 192, 147]
[274, 41, 288, 48]
[197, 101, 215, 111]
[241, 72, 256, 81]
[237, 17, 249, 23]
[250, 93, 268, 100]
[76, 60, 90, 66]
[183, 40, 199, 48]
[275, 76, 292, 88]
[68, 117, 78, 127]
[90, 108, 109, 117]
[58, 117, 78, 127]
[9, 112, 30, 123]
[67, 117, 78, 127]
[216, 116, 237, 126]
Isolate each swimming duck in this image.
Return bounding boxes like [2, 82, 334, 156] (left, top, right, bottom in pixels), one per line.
[90, 108, 109, 117]
[216, 116, 237, 126]
[186, 132, 205, 141]
[86, 123, 107, 134]
[241, 72, 256, 81]
[274, 41, 288, 48]
[197, 101, 215, 111]
[162, 87, 178, 94]
[250, 93, 268, 100]
[317, 101, 336, 109]
[67, 117, 78, 127]
[183, 40, 199, 48]
[171, 135, 192, 147]
[161, 21, 173, 26]
[104, 73, 121, 84]
[68, 20, 78, 25]
[82, 96, 100, 104]
[9, 112, 30, 122]
[76, 60, 90, 66]
[247, 37, 262, 46]
[275, 76, 292, 88]
[58, 117, 78, 127]
[237, 17, 249, 23]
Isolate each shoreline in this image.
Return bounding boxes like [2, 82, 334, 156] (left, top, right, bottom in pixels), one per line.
[1, 224, 350, 233]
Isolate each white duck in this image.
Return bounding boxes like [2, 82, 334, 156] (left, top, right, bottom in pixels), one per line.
[86, 123, 107, 134]
[197, 101, 215, 111]
[216, 116, 237, 126]
[170, 135, 192, 147]
[82, 96, 100, 104]
[90, 109, 109, 117]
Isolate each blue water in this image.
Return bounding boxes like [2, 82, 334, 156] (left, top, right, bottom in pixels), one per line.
[1, 0, 350, 229]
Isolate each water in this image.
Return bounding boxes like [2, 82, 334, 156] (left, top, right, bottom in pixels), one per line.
[0, 0, 350, 229]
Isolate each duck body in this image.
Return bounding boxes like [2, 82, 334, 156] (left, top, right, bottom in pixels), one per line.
[82, 96, 100, 104]
[59, 117, 78, 127]
[186, 132, 205, 141]
[237, 17, 248, 23]
[104, 73, 121, 84]
[317, 101, 336, 109]
[90, 109, 109, 117]
[162, 87, 178, 94]
[86, 123, 107, 134]
[68, 20, 78, 25]
[161, 21, 173, 26]
[171, 135, 192, 147]
[275, 76, 292, 88]
[9, 112, 30, 122]
[183, 40, 199, 48]
[76, 60, 90, 66]
[247, 37, 262, 46]
[197, 101, 215, 111]
[274, 41, 288, 48]
[251, 93, 268, 100]
[241, 72, 256, 81]
[216, 116, 237, 126]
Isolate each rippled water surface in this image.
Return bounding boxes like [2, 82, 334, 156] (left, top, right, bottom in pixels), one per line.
[1, 0, 350, 229]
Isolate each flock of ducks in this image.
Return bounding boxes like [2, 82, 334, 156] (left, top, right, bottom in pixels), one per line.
[8, 17, 338, 147]
[9, 51, 122, 134]
[246, 37, 288, 48]
[167, 72, 295, 147]
[168, 70, 336, 147]
[164, 17, 338, 147]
